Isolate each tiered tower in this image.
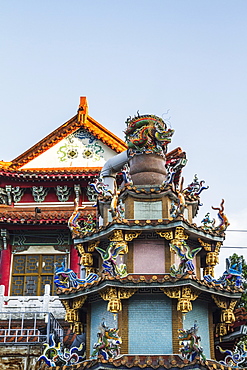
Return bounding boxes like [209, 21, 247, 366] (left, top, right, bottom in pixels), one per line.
[53, 114, 243, 370]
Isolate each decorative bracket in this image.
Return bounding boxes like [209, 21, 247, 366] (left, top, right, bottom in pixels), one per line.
[56, 185, 71, 202]
[161, 286, 200, 313]
[32, 186, 48, 202]
[74, 184, 81, 202]
[0, 229, 9, 250]
[108, 230, 129, 254]
[124, 231, 141, 241]
[12, 186, 25, 203]
[212, 295, 238, 336]
[88, 240, 100, 252]
[5, 185, 12, 205]
[199, 239, 221, 276]
[99, 287, 137, 313]
[156, 230, 173, 240]
[174, 227, 189, 240]
[62, 296, 87, 334]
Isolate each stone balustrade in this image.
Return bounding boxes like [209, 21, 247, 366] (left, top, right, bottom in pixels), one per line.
[0, 284, 65, 319]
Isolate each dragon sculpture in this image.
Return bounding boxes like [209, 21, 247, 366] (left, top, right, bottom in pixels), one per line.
[217, 344, 247, 368]
[212, 199, 230, 232]
[178, 323, 206, 362]
[91, 321, 122, 360]
[96, 242, 127, 278]
[183, 174, 209, 198]
[68, 199, 96, 237]
[201, 212, 215, 230]
[204, 258, 242, 289]
[54, 259, 99, 289]
[170, 175, 208, 219]
[125, 114, 174, 156]
[170, 239, 202, 277]
[201, 199, 230, 233]
[38, 333, 85, 367]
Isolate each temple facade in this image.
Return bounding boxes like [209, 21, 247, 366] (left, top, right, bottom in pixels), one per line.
[0, 97, 127, 369]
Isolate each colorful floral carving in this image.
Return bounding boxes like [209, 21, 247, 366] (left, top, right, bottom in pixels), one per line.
[54, 259, 98, 289]
[96, 242, 127, 277]
[57, 130, 104, 163]
[178, 323, 206, 362]
[91, 321, 121, 360]
[217, 344, 247, 367]
[38, 333, 85, 367]
[125, 115, 174, 156]
[204, 258, 242, 288]
[170, 239, 201, 277]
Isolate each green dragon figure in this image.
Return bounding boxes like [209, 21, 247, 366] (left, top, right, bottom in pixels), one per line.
[125, 115, 174, 156]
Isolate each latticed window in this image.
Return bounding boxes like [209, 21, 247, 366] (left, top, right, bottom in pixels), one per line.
[11, 254, 65, 296]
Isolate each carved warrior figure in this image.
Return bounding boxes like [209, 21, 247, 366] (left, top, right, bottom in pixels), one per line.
[178, 323, 206, 362]
[91, 321, 122, 360]
[54, 259, 98, 289]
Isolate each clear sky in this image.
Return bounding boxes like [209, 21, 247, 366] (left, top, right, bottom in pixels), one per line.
[1, 0, 247, 274]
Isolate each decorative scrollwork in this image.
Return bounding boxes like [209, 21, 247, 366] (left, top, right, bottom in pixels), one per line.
[32, 186, 48, 202]
[174, 227, 188, 240]
[124, 231, 141, 241]
[56, 185, 71, 202]
[198, 238, 211, 251]
[156, 230, 173, 240]
[109, 230, 124, 241]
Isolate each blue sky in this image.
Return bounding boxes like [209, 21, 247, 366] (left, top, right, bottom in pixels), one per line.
[1, 1, 247, 273]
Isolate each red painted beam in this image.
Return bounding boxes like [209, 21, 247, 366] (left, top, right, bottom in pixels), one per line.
[70, 245, 80, 276]
[0, 245, 12, 295]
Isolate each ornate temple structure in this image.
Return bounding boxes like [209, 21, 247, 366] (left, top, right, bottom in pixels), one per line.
[0, 99, 246, 369]
[49, 113, 245, 369]
[0, 97, 127, 369]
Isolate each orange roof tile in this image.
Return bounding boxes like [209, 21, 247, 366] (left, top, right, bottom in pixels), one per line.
[0, 205, 96, 224]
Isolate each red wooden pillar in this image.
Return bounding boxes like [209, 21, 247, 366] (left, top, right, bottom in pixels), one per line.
[70, 245, 80, 275]
[0, 245, 12, 295]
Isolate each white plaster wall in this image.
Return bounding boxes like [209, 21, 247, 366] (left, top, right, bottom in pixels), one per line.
[21, 132, 116, 169]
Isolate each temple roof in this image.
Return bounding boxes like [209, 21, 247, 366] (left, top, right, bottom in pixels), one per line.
[57, 273, 242, 300]
[0, 167, 101, 181]
[38, 354, 237, 370]
[73, 217, 225, 243]
[0, 97, 127, 171]
[0, 204, 96, 225]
